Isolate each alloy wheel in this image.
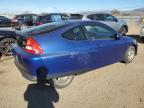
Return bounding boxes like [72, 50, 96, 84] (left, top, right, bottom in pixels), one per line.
[0, 38, 16, 55]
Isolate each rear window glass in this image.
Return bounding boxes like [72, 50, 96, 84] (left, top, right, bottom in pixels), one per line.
[35, 15, 51, 22]
[35, 14, 69, 22]
[21, 22, 69, 36]
[95, 14, 105, 21]
[87, 15, 94, 20]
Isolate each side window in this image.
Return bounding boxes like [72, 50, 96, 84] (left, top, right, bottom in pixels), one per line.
[62, 27, 87, 40]
[61, 15, 69, 20]
[87, 14, 94, 20]
[105, 14, 117, 21]
[42, 15, 51, 21]
[24, 15, 31, 20]
[32, 15, 37, 20]
[51, 15, 62, 21]
[84, 24, 115, 40]
[94, 14, 105, 21]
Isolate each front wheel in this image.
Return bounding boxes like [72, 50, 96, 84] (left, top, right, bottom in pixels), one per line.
[52, 75, 74, 89]
[123, 46, 136, 63]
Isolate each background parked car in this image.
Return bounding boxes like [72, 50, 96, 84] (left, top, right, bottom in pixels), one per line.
[11, 14, 37, 30]
[34, 13, 70, 26]
[140, 26, 144, 41]
[12, 20, 137, 89]
[70, 13, 128, 35]
[0, 51, 2, 59]
[0, 29, 16, 55]
[0, 16, 12, 27]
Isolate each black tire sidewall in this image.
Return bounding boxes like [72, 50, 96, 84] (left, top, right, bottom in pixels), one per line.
[141, 37, 144, 42]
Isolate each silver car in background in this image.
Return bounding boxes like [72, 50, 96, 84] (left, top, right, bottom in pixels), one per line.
[140, 26, 144, 41]
[70, 13, 128, 35]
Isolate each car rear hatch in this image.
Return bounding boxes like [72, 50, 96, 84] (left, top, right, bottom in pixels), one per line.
[16, 22, 71, 54]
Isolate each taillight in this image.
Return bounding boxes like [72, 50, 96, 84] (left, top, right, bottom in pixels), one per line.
[25, 37, 43, 54]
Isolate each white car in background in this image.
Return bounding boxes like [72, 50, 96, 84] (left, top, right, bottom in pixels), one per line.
[70, 13, 128, 35]
[140, 26, 144, 41]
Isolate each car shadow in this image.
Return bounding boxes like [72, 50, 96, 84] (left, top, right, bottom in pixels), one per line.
[126, 35, 143, 43]
[24, 83, 59, 108]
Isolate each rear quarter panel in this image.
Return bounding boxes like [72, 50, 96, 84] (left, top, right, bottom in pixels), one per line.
[32, 24, 83, 76]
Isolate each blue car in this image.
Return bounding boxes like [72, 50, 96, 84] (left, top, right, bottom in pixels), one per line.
[12, 20, 137, 88]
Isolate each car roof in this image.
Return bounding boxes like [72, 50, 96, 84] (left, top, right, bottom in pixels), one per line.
[55, 20, 101, 25]
[37, 13, 69, 16]
[70, 12, 110, 16]
[16, 14, 37, 16]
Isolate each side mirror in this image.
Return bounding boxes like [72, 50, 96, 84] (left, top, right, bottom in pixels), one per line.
[115, 33, 122, 40]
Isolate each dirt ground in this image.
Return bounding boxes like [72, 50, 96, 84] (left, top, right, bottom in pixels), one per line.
[0, 24, 144, 108]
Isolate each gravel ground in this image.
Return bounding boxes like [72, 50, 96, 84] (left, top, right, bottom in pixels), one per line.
[0, 25, 144, 108]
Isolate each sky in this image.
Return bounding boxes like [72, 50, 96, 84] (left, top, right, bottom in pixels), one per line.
[0, 0, 144, 13]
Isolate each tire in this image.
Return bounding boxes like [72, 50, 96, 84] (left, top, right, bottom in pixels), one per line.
[52, 75, 74, 89]
[123, 46, 136, 63]
[0, 38, 16, 56]
[141, 37, 144, 42]
[120, 26, 128, 35]
[0, 52, 2, 59]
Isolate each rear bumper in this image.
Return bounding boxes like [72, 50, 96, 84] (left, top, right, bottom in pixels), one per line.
[14, 60, 37, 81]
[12, 44, 45, 81]
[12, 44, 78, 81]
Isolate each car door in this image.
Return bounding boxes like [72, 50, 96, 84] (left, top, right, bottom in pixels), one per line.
[62, 26, 94, 73]
[103, 14, 119, 31]
[82, 22, 126, 69]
